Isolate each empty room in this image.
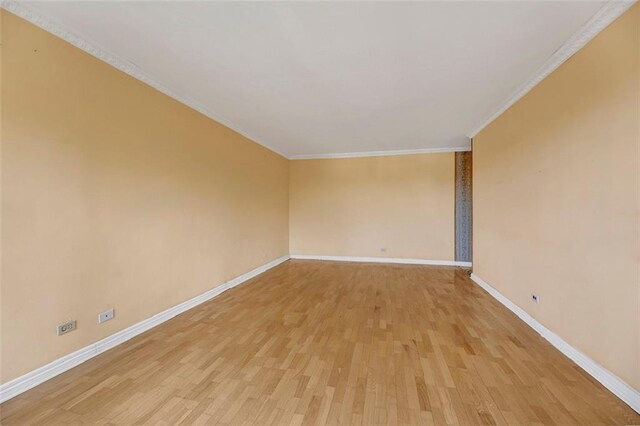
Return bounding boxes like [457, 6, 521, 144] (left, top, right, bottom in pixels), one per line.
[0, 1, 638, 425]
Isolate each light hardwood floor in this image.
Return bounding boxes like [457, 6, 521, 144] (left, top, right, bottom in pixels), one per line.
[1, 260, 638, 425]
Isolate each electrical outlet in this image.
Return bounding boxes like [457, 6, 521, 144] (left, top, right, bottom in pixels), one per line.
[98, 308, 115, 324]
[57, 320, 76, 335]
[380, 248, 387, 253]
[531, 294, 540, 303]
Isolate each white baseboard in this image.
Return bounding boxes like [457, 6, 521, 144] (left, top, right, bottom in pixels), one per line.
[470, 273, 640, 414]
[290, 254, 471, 267]
[0, 255, 290, 404]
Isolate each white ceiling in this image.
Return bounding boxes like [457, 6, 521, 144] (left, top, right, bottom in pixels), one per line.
[18, 1, 608, 158]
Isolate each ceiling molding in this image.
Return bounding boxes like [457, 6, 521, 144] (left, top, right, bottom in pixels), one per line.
[4, 1, 627, 159]
[2, 0, 468, 161]
[0, 0, 289, 158]
[290, 146, 471, 161]
[466, 0, 636, 138]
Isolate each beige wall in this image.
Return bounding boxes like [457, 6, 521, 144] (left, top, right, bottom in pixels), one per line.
[289, 154, 455, 261]
[473, 3, 639, 390]
[1, 11, 289, 382]
[3, 0, 638, 396]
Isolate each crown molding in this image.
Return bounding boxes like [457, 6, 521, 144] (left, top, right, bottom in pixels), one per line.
[6, 1, 628, 159]
[290, 146, 471, 160]
[1, 0, 469, 162]
[0, 1, 288, 159]
[466, 0, 636, 138]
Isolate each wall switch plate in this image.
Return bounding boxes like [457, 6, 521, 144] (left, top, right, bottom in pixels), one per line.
[531, 294, 540, 303]
[98, 308, 115, 324]
[57, 320, 76, 335]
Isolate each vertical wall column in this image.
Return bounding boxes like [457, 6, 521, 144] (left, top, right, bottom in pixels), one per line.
[455, 151, 472, 263]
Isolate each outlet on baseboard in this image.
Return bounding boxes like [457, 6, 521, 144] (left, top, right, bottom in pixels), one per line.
[98, 308, 115, 324]
[57, 320, 76, 336]
[531, 293, 540, 303]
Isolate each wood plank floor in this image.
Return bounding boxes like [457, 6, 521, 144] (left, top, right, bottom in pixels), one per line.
[1, 260, 638, 425]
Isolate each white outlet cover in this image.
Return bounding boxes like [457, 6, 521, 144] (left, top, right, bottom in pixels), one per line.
[56, 320, 76, 335]
[98, 309, 115, 324]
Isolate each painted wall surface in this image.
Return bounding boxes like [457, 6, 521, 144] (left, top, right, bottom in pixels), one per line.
[1, 11, 289, 382]
[473, 4, 639, 390]
[289, 154, 455, 261]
